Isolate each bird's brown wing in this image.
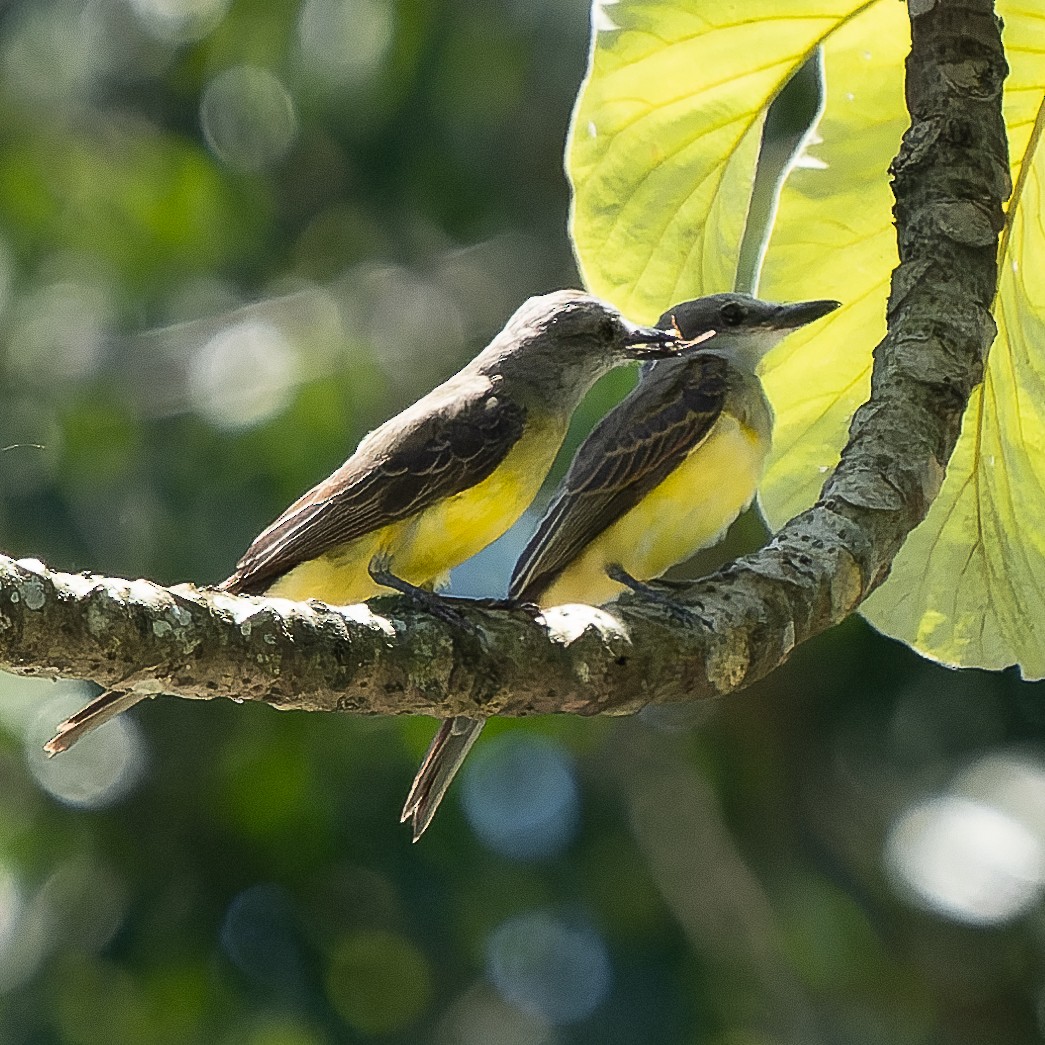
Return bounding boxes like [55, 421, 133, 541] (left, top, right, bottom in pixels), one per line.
[509, 355, 729, 602]
[224, 380, 527, 594]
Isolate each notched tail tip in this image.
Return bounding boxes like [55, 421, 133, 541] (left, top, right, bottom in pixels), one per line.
[400, 810, 430, 842]
[44, 715, 89, 757]
[43, 731, 71, 758]
[400, 788, 436, 841]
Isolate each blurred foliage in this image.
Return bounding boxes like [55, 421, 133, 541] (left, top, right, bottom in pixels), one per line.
[1, 1, 1045, 1043]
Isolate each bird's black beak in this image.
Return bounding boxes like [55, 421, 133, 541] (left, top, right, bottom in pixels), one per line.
[773, 299, 841, 330]
[623, 323, 714, 358]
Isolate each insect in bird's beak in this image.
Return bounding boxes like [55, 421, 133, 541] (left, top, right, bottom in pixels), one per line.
[667, 314, 718, 355]
[623, 324, 683, 357]
[623, 323, 717, 358]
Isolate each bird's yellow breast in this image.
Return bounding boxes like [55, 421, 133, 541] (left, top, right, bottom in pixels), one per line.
[267, 413, 567, 605]
[538, 413, 769, 607]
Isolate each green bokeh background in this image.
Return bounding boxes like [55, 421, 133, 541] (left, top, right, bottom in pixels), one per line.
[0, 1, 1043, 1043]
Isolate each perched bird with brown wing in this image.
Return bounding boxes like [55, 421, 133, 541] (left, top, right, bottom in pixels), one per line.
[405, 293, 839, 835]
[44, 291, 690, 820]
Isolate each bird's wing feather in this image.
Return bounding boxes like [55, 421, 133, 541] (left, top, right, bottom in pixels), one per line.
[224, 379, 527, 594]
[510, 355, 729, 602]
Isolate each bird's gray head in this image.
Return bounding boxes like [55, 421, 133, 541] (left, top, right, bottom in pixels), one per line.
[658, 292, 840, 373]
[484, 290, 683, 399]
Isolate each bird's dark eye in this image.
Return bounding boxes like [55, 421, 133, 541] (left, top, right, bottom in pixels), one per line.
[720, 302, 746, 326]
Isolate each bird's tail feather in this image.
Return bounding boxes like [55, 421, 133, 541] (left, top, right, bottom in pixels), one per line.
[44, 690, 145, 756]
[401, 716, 484, 841]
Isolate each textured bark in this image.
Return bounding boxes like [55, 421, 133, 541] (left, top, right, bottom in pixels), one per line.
[0, 0, 1010, 723]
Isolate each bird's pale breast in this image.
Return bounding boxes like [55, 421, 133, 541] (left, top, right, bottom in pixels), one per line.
[266, 413, 567, 605]
[538, 413, 768, 607]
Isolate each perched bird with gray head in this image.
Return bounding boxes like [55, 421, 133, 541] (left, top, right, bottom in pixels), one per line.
[45, 290, 690, 763]
[406, 292, 839, 836]
[511, 292, 841, 605]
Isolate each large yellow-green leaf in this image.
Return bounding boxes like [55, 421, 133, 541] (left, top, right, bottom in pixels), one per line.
[752, 2, 1045, 677]
[756, 1, 1045, 676]
[567, 0, 867, 322]
[863, 8, 1045, 676]
[570, 0, 1045, 677]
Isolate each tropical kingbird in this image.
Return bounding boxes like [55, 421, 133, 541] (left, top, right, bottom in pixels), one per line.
[45, 290, 691, 761]
[405, 293, 838, 836]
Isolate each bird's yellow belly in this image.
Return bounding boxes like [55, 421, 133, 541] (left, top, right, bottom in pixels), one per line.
[539, 415, 768, 607]
[267, 416, 567, 605]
